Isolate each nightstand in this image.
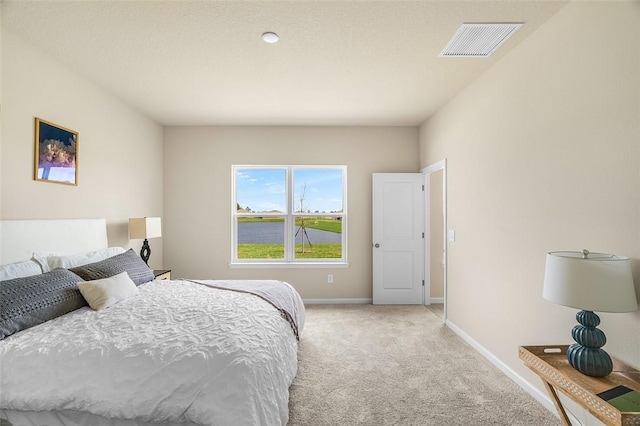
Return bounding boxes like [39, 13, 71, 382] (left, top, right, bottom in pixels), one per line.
[153, 269, 171, 280]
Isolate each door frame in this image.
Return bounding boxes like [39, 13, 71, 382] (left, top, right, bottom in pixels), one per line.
[421, 159, 447, 320]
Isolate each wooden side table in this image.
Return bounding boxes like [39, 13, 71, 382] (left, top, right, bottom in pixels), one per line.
[153, 269, 171, 280]
[519, 345, 640, 426]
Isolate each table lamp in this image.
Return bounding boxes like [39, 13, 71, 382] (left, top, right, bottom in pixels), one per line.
[128, 217, 162, 265]
[543, 250, 637, 377]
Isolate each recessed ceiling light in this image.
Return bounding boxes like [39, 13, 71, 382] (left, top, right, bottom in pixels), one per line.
[262, 32, 279, 44]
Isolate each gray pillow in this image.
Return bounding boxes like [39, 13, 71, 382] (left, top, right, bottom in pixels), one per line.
[0, 268, 86, 340]
[70, 249, 154, 286]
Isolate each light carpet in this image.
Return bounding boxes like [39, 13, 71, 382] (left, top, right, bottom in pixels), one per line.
[288, 304, 560, 426]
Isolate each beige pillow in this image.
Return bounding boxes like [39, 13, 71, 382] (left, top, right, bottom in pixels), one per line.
[77, 271, 139, 311]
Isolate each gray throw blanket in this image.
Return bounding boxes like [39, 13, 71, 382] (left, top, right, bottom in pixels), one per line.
[188, 279, 304, 341]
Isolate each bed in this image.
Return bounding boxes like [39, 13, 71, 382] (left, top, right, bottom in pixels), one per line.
[0, 219, 305, 426]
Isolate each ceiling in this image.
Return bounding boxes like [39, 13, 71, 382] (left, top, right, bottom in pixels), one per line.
[1, 1, 568, 126]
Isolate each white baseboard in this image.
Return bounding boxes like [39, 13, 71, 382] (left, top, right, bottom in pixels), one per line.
[305, 298, 443, 305]
[445, 319, 580, 426]
[303, 298, 372, 304]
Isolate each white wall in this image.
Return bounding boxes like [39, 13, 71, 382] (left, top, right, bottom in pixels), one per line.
[0, 29, 165, 268]
[163, 126, 419, 300]
[420, 1, 639, 423]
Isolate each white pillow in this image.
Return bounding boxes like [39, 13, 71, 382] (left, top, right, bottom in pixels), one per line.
[33, 247, 126, 272]
[0, 260, 43, 281]
[77, 271, 139, 311]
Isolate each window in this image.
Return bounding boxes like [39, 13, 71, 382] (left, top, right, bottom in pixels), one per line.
[232, 165, 346, 266]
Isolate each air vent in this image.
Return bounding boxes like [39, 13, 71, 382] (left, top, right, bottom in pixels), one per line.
[440, 23, 523, 58]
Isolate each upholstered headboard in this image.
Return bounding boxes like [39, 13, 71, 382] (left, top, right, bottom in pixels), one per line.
[0, 219, 109, 265]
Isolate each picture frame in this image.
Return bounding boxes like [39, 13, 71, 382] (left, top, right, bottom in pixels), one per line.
[34, 117, 78, 186]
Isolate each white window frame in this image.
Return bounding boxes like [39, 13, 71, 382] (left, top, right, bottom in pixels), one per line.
[230, 165, 348, 268]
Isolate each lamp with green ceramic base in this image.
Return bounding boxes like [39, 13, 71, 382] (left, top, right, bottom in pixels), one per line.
[543, 250, 637, 378]
[567, 310, 612, 377]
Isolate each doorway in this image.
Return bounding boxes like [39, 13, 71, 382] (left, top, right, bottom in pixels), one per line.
[371, 162, 447, 311]
[422, 160, 447, 320]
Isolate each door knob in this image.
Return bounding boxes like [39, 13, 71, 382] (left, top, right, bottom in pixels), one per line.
[374, 243, 380, 248]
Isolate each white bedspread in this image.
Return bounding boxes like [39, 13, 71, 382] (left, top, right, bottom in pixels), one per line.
[0, 279, 303, 426]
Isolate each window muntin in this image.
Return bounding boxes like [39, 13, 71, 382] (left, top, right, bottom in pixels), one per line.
[233, 166, 346, 264]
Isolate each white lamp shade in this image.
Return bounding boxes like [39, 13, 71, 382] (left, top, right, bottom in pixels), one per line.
[543, 251, 638, 313]
[128, 217, 162, 240]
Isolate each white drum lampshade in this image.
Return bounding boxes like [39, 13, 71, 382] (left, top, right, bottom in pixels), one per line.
[543, 250, 637, 377]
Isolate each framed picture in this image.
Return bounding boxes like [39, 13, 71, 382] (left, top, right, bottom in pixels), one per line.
[34, 118, 78, 186]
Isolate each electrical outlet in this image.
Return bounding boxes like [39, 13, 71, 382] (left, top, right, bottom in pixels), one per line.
[327, 274, 334, 284]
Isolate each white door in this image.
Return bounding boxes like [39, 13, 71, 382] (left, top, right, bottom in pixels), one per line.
[372, 173, 424, 304]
